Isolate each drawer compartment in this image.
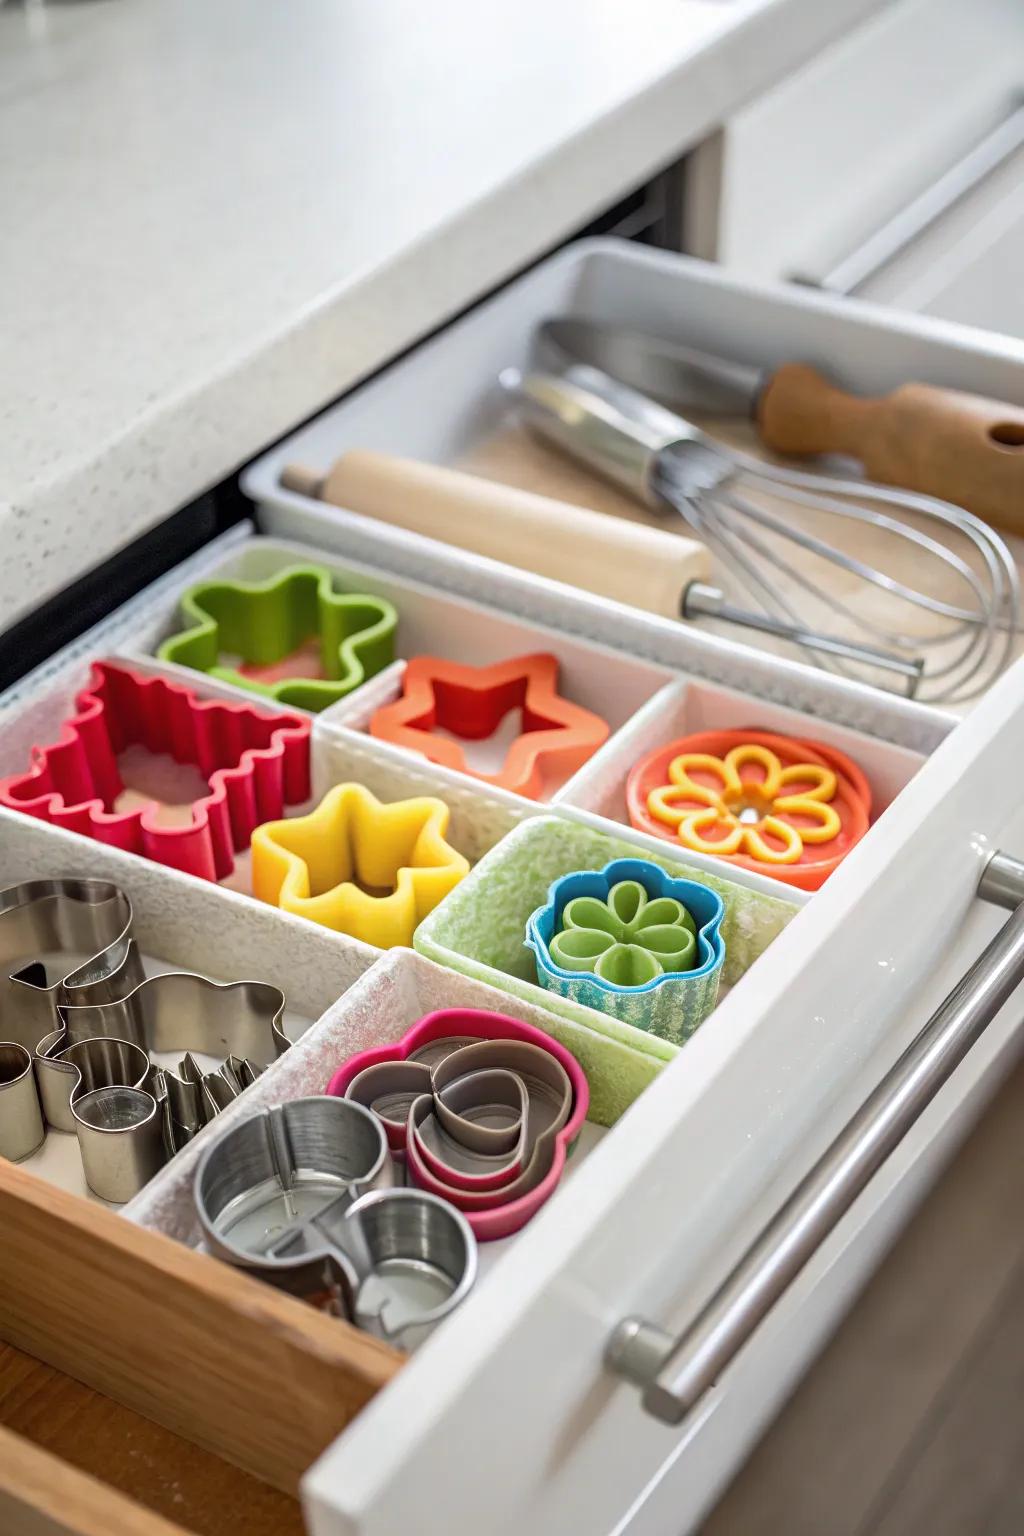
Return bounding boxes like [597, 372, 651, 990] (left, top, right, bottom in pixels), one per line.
[245, 238, 1024, 716]
[7, 237, 1024, 1536]
[414, 815, 799, 1120]
[556, 674, 927, 836]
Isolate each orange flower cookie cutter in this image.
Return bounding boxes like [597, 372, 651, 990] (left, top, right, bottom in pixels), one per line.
[369, 653, 609, 800]
[626, 729, 871, 891]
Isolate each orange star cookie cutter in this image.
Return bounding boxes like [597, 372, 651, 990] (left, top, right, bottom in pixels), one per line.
[368, 653, 610, 800]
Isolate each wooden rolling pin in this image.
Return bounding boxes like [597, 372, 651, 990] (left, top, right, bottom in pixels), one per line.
[281, 451, 710, 619]
[758, 365, 1024, 534]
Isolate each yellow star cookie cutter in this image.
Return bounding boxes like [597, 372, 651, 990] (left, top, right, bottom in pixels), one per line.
[251, 783, 469, 948]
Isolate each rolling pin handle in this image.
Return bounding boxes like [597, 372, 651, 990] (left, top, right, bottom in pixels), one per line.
[280, 464, 326, 499]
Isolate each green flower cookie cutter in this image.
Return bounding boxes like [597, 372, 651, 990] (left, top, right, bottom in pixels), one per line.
[548, 879, 698, 986]
[158, 564, 398, 712]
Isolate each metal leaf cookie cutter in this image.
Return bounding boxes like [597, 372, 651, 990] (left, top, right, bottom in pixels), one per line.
[194, 1097, 477, 1350]
[0, 661, 311, 881]
[158, 563, 398, 712]
[369, 652, 610, 799]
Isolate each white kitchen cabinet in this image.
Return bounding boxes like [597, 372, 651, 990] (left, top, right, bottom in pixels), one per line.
[822, 107, 1024, 338]
[685, 0, 1024, 323]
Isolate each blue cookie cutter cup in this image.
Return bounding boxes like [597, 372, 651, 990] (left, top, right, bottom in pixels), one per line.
[525, 858, 726, 1045]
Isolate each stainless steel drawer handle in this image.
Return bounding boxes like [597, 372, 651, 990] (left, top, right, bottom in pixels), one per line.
[607, 850, 1024, 1425]
[803, 101, 1024, 296]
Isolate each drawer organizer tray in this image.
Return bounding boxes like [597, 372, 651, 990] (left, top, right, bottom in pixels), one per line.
[6, 240, 1024, 1536]
[122, 531, 673, 803]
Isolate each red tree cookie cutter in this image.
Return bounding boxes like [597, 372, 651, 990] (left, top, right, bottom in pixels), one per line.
[369, 652, 610, 799]
[0, 661, 311, 882]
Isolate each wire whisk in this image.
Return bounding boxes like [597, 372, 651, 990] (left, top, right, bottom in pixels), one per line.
[507, 364, 1020, 706]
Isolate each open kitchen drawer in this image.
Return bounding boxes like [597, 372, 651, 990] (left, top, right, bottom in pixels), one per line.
[292, 663, 1024, 1535]
[4, 654, 1024, 1536]
[4, 238, 1024, 1536]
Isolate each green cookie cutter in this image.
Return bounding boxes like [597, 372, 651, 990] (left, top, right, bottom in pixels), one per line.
[158, 564, 398, 712]
[548, 879, 697, 987]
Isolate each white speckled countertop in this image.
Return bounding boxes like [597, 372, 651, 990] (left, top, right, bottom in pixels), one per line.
[0, 0, 888, 631]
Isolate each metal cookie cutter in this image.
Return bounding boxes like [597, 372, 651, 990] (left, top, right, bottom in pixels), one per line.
[0, 1043, 45, 1162]
[409, 1039, 573, 1196]
[195, 1098, 476, 1350]
[0, 877, 288, 1199]
[44, 1038, 164, 1202]
[0, 877, 143, 1051]
[349, 1060, 531, 1190]
[46, 970, 290, 1151]
[0, 660, 311, 882]
[9, 1033, 165, 1201]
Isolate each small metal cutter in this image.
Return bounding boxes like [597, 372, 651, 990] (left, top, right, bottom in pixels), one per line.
[0, 876, 290, 1201]
[195, 1098, 477, 1349]
[0, 877, 143, 1052]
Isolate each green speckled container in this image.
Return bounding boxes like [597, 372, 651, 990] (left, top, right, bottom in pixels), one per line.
[414, 816, 800, 1124]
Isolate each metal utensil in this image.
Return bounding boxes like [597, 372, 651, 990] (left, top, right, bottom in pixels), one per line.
[538, 318, 762, 417]
[504, 360, 1019, 704]
[538, 317, 1024, 542]
[195, 1100, 476, 1347]
[0, 1043, 44, 1162]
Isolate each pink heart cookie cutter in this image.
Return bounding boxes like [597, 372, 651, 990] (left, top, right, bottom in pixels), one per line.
[326, 1008, 589, 1241]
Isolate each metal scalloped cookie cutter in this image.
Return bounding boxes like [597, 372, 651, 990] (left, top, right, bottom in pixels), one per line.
[0, 877, 143, 1052]
[46, 970, 290, 1151]
[0, 877, 289, 1200]
[194, 1098, 477, 1350]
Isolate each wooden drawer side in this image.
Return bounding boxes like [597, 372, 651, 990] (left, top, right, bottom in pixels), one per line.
[0, 1163, 402, 1497]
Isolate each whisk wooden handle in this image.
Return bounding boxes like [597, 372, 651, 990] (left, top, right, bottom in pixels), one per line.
[757, 362, 1024, 533]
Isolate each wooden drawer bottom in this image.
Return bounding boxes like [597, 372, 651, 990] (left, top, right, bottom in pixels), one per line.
[0, 1358, 302, 1536]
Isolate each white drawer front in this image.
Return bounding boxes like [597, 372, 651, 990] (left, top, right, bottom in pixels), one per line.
[853, 127, 1024, 336]
[692, 0, 1024, 284]
[303, 656, 1024, 1532]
